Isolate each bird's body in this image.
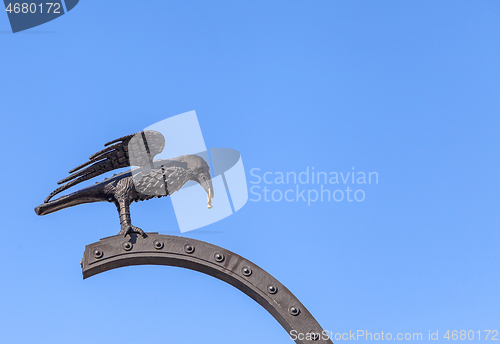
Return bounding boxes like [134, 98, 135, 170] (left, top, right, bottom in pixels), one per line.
[35, 131, 214, 236]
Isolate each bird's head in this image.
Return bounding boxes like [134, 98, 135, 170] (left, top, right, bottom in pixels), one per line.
[183, 155, 214, 208]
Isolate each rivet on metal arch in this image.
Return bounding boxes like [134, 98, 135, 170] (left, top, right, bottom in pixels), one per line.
[81, 233, 332, 344]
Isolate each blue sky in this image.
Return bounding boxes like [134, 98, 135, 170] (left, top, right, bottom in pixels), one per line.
[0, 1, 499, 343]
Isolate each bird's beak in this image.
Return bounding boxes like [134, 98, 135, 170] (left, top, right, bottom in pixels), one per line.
[199, 174, 214, 209]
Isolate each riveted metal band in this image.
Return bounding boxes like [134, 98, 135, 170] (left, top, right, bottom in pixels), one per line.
[81, 233, 332, 344]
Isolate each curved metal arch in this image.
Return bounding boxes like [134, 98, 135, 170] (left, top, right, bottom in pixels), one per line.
[82, 233, 332, 344]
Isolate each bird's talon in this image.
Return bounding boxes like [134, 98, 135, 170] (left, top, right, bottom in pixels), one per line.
[119, 225, 145, 237]
[131, 226, 146, 237]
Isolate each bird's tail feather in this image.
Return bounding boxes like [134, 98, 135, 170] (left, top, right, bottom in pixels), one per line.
[35, 188, 107, 216]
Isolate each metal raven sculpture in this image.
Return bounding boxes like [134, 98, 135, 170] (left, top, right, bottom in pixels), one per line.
[35, 130, 214, 237]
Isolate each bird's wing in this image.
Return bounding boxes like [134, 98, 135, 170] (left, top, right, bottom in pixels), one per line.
[132, 161, 189, 198]
[44, 130, 165, 202]
[162, 165, 189, 194]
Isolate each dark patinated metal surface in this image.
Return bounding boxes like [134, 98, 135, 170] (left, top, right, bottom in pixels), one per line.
[34, 131, 214, 237]
[82, 233, 333, 344]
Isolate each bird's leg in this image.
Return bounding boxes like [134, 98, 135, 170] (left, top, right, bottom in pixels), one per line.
[115, 199, 145, 237]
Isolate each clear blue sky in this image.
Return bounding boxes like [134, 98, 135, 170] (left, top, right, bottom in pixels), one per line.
[1, 1, 499, 343]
